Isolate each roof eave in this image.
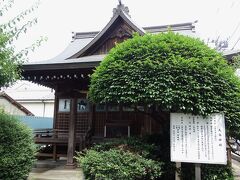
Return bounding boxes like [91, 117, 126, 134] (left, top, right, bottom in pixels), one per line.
[22, 61, 100, 71]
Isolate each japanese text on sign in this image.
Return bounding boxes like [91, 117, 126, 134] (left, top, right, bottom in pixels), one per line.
[170, 113, 226, 164]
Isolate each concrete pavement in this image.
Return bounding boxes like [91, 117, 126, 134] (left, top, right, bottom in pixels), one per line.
[28, 160, 84, 180]
[233, 159, 240, 180]
[28, 167, 83, 180]
[28, 158, 240, 180]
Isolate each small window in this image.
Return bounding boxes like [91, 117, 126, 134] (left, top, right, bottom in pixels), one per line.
[108, 105, 119, 112]
[96, 104, 106, 112]
[123, 105, 134, 112]
[104, 124, 130, 138]
[136, 106, 144, 112]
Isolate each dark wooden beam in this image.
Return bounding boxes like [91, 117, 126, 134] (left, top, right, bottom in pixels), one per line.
[66, 97, 77, 168]
[53, 88, 58, 161]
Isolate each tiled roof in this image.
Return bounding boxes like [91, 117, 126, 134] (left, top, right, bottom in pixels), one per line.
[23, 3, 196, 70]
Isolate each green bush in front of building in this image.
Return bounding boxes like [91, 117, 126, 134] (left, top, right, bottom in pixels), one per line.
[76, 148, 163, 180]
[76, 137, 163, 180]
[0, 113, 36, 180]
[76, 136, 234, 180]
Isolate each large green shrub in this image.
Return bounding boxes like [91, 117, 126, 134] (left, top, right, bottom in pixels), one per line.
[77, 136, 233, 180]
[91, 137, 156, 158]
[90, 136, 174, 179]
[0, 113, 36, 180]
[76, 149, 162, 180]
[90, 32, 240, 139]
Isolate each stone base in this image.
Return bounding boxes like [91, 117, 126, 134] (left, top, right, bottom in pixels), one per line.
[65, 163, 76, 169]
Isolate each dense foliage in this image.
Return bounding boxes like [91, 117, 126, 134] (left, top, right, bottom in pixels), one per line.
[91, 137, 156, 158]
[77, 149, 162, 180]
[0, 33, 21, 86]
[90, 32, 240, 139]
[77, 136, 233, 180]
[180, 163, 234, 180]
[0, 0, 43, 87]
[232, 55, 240, 70]
[0, 113, 36, 180]
[76, 137, 163, 180]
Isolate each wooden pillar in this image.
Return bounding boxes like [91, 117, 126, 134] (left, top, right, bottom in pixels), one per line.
[105, 105, 108, 137]
[53, 87, 58, 130]
[84, 102, 94, 149]
[66, 97, 77, 168]
[106, 105, 109, 122]
[91, 104, 95, 136]
[144, 106, 149, 135]
[88, 103, 94, 133]
[53, 87, 58, 161]
[53, 143, 57, 161]
[119, 104, 123, 121]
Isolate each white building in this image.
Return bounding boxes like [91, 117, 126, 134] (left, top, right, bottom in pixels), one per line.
[0, 92, 33, 116]
[4, 80, 54, 117]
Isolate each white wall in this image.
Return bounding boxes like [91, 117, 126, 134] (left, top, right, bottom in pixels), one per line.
[0, 98, 27, 116]
[20, 100, 54, 117]
[4, 80, 55, 118]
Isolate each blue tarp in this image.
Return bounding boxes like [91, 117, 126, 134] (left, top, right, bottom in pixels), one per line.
[15, 116, 53, 129]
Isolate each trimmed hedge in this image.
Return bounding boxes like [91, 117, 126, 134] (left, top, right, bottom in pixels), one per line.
[0, 113, 36, 180]
[76, 137, 163, 180]
[91, 137, 156, 158]
[76, 149, 162, 180]
[76, 136, 234, 180]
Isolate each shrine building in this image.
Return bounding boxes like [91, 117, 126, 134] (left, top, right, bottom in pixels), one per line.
[22, 2, 196, 167]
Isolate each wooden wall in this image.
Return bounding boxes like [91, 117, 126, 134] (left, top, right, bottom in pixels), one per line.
[54, 88, 162, 139]
[82, 19, 134, 56]
[55, 105, 161, 139]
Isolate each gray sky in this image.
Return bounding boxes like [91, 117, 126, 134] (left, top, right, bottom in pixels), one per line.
[2, 0, 240, 62]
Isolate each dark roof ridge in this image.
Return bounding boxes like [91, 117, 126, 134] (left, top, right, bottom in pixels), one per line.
[68, 3, 145, 58]
[73, 21, 197, 40]
[144, 21, 197, 33]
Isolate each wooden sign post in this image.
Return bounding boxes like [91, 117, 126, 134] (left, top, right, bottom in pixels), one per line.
[195, 163, 201, 180]
[175, 162, 181, 180]
[170, 113, 227, 180]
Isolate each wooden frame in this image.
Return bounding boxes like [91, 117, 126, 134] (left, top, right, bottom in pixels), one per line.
[104, 123, 130, 138]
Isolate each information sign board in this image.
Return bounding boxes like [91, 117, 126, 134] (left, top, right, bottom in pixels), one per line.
[170, 113, 226, 164]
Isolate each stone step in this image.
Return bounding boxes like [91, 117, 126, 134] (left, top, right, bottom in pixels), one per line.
[33, 159, 66, 169]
